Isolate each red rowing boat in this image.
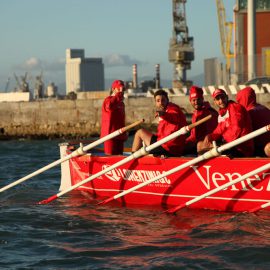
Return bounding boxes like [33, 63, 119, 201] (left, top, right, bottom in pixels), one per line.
[59, 142, 270, 213]
[1, 118, 268, 213]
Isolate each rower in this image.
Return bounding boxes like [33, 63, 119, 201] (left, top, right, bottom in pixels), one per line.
[236, 86, 270, 157]
[198, 89, 254, 157]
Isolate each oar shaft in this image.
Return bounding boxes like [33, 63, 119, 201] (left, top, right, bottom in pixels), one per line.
[113, 155, 206, 201]
[0, 119, 144, 193]
[82, 119, 144, 153]
[167, 163, 270, 214]
[190, 163, 270, 205]
[101, 124, 270, 206]
[250, 201, 270, 213]
[145, 115, 211, 153]
[218, 125, 270, 153]
[0, 157, 68, 192]
[102, 147, 220, 204]
[39, 147, 152, 204]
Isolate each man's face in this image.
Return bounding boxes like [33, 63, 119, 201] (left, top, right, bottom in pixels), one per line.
[190, 97, 204, 110]
[155, 95, 168, 110]
[214, 94, 228, 109]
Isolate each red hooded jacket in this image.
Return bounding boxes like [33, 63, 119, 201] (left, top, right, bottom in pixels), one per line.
[186, 101, 218, 144]
[156, 102, 187, 156]
[236, 87, 270, 154]
[209, 100, 254, 157]
[100, 92, 127, 141]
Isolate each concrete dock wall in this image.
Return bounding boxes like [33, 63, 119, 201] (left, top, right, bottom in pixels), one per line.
[0, 93, 269, 139]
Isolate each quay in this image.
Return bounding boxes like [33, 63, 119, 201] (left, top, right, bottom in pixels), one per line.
[0, 88, 269, 139]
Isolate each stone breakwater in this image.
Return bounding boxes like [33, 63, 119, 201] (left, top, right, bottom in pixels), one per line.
[0, 94, 269, 139]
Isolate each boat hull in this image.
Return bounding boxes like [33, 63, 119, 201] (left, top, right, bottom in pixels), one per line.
[60, 143, 270, 212]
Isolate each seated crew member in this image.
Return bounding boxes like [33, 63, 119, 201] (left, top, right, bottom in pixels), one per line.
[236, 86, 270, 157]
[131, 89, 187, 157]
[198, 89, 254, 157]
[184, 85, 218, 155]
[100, 80, 127, 155]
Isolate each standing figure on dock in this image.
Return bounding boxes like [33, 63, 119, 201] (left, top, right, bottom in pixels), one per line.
[184, 86, 218, 155]
[132, 89, 187, 157]
[100, 80, 127, 155]
[198, 89, 254, 157]
[236, 86, 270, 157]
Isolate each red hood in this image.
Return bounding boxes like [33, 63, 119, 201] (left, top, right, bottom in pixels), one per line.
[236, 87, 256, 111]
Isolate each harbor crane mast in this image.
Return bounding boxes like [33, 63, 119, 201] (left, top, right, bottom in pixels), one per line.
[215, 0, 234, 77]
[168, 0, 194, 88]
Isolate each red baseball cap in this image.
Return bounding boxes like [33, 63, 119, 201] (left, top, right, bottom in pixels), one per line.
[189, 85, 204, 100]
[111, 80, 125, 89]
[212, 89, 227, 99]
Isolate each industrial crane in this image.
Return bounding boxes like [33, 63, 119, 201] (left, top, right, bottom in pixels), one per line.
[168, 0, 194, 88]
[215, 0, 234, 76]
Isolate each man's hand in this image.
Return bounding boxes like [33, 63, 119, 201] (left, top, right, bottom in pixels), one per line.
[155, 106, 166, 117]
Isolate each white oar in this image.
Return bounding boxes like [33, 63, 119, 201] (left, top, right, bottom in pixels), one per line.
[166, 163, 270, 214]
[0, 119, 144, 193]
[99, 124, 270, 206]
[38, 115, 212, 204]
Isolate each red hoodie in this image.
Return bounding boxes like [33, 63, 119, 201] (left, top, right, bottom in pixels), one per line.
[236, 87, 270, 154]
[209, 100, 254, 157]
[100, 92, 127, 141]
[186, 101, 218, 143]
[156, 102, 187, 156]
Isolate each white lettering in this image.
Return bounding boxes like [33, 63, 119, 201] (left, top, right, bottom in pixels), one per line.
[103, 165, 171, 184]
[265, 173, 270, 191]
[225, 172, 241, 191]
[103, 164, 269, 194]
[212, 172, 226, 188]
[191, 165, 211, 189]
[245, 175, 263, 191]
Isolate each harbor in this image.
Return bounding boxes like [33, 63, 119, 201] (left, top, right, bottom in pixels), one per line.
[1, 0, 270, 140]
[0, 88, 269, 139]
[0, 1, 270, 269]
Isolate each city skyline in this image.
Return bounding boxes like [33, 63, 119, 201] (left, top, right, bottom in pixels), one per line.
[0, 0, 235, 91]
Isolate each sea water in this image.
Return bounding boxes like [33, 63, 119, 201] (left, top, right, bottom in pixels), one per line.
[0, 139, 270, 269]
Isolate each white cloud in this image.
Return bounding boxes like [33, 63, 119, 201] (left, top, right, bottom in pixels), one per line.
[15, 54, 144, 71]
[14, 57, 65, 72]
[25, 57, 41, 69]
[103, 54, 145, 67]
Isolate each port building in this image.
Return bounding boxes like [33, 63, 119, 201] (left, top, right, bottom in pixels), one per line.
[65, 49, 104, 94]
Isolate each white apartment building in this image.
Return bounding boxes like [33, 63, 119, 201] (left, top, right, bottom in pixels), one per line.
[65, 49, 105, 94]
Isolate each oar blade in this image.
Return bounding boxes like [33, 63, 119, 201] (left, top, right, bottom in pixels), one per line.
[164, 203, 186, 214]
[98, 197, 114, 205]
[248, 206, 262, 213]
[37, 195, 58, 205]
[249, 202, 270, 213]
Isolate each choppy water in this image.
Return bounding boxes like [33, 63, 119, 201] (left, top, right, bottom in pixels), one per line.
[1, 140, 270, 269]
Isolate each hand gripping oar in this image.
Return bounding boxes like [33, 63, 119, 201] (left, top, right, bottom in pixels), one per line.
[166, 163, 270, 214]
[100, 124, 270, 206]
[0, 119, 144, 193]
[37, 115, 212, 205]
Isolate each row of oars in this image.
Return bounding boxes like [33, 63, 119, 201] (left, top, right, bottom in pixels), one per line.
[0, 116, 269, 213]
[38, 115, 212, 204]
[99, 124, 270, 214]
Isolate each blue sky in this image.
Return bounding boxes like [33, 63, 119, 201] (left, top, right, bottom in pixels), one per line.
[0, 0, 236, 91]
